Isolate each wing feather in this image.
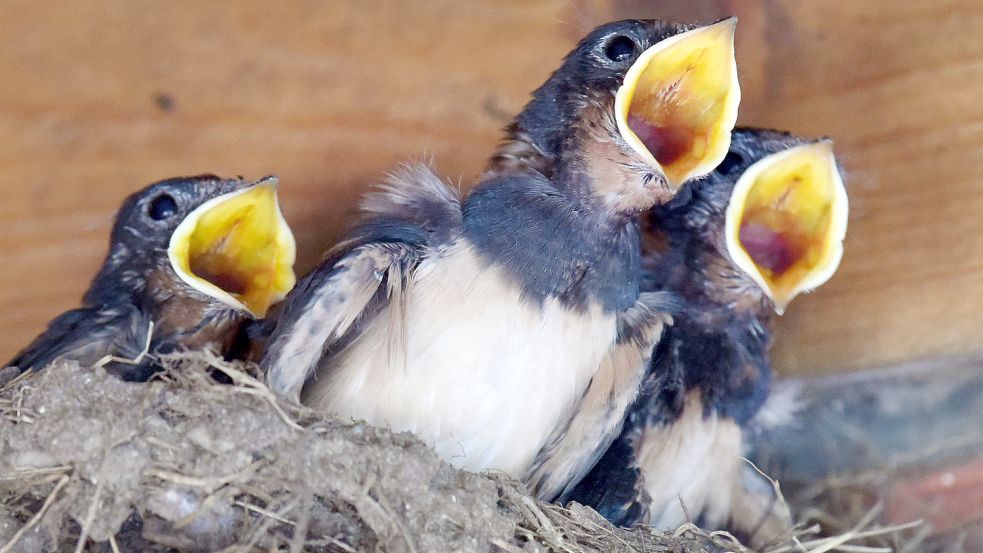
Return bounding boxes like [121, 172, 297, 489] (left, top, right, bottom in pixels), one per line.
[7, 306, 154, 379]
[525, 292, 673, 501]
[262, 163, 461, 398]
[262, 243, 419, 397]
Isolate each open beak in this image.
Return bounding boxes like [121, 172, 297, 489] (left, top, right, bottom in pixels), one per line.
[167, 176, 297, 317]
[615, 18, 741, 189]
[725, 142, 848, 314]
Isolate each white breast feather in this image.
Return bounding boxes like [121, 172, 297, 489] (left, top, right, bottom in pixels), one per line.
[635, 392, 744, 529]
[302, 242, 618, 476]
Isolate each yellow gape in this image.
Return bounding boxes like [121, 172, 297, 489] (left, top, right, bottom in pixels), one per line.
[725, 142, 848, 314]
[168, 178, 296, 317]
[616, 18, 741, 188]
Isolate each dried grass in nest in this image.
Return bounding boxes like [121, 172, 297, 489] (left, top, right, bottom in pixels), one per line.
[0, 351, 920, 552]
[782, 471, 979, 553]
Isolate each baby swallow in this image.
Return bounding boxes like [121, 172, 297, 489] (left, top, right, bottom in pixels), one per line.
[262, 19, 740, 487]
[564, 129, 848, 545]
[7, 176, 296, 381]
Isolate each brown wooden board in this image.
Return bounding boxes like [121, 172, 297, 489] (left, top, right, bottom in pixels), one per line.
[2, 1, 982, 376]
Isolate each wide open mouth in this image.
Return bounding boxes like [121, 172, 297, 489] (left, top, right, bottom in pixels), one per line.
[167, 177, 297, 317]
[725, 142, 848, 314]
[615, 18, 741, 188]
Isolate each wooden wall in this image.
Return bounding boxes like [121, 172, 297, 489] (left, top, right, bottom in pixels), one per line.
[1, 0, 981, 376]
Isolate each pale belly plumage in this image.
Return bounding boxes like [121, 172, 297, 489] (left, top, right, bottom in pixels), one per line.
[303, 242, 618, 476]
[635, 392, 744, 529]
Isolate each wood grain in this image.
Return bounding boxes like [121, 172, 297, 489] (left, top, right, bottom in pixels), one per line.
[1, 0, 981, 376]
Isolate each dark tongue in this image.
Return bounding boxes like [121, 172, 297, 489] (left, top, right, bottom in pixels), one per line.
[627, 114, 692, 166]
[739, 221, 799, 276]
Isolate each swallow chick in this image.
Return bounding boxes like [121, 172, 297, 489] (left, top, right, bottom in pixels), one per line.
[564, 129, 848, 546]
[7, 176, 296, 381]
[262, 19, 740, 488]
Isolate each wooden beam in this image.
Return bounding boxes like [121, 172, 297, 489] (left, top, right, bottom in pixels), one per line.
[2, 1, 983, 377]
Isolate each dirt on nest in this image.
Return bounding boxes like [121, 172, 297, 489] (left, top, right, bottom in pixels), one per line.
[0, 355, 749, 553]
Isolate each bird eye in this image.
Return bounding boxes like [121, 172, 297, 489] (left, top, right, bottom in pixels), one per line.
[148, 194, 178, 220]
[604, 35, 638, 63]
[715, 152, 745, 175]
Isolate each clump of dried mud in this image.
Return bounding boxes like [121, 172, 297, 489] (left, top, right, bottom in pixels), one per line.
[0, 355, 748, 553]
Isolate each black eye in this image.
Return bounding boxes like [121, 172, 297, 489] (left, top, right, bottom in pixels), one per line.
[715, 152, 745, 175]
[604, 35, 638, 63]
[148, 194, 178, 220]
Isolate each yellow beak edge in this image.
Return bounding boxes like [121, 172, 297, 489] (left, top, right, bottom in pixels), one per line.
[615, 18, 741, 188]
[725, 142, 848, 314]
[167, 177, 297, 318]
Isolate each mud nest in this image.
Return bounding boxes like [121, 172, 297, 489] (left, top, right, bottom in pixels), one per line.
[0, 354, 920, 552]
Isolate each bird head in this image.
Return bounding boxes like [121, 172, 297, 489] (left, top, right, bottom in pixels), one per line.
[663, 129, 848, 315]
[94, 175, 297, 318]
[509, 19, 740, 213]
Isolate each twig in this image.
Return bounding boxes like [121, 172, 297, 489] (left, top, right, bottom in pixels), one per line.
[491, 538, 525, 553]
[769, 507, 921, 553]
[13, 384, 36, 423]
[288, 489, 313, 553]
[146, 460, 265, 490]
[550, 504, 639, 553]
[304, 536, 357, 552]
[0, 369, 34, 393]
[208, 361, 305, 432]
[74, 456, 110, 553]
[235, 498, 299, 552]
[233, 500, 296, 526]
[896, 523, 933, 553]
[95, 322, 156, 368]
[846, 519, 923, 541]
[741, 456, 806, 552]
[1, 465, 72, 481]
[229, 386, 305, 432]
[827, 545, 892, 553]
[0, 475, 69, 553]
[708, 528, 751, 550]
[173, 487, 231, 530]
[372, 488, 418, 553]
[521, 495, 563, 549]
[677, 493, 693, 524]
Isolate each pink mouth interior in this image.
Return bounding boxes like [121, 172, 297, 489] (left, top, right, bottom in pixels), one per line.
[627, 114, 692, 167]
[738, 221, 800, 276]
